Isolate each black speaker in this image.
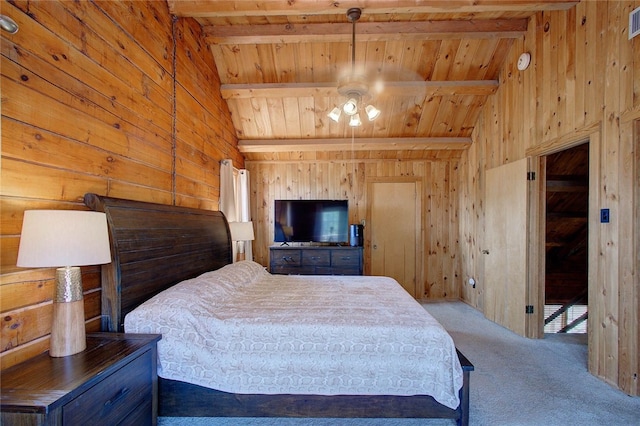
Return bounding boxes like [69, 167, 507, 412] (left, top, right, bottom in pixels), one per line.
[349, 224, 363, 247]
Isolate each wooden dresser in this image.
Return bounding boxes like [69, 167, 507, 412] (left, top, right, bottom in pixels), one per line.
[1, 332, 161, 426]
[270, 245, 363, 275]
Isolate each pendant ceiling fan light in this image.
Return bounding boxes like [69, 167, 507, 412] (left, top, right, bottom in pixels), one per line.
[365, 105, 381, 121]
[343, 98, 358, 115]
[328, 107, 342, 122]
[329, 8, 379, 128]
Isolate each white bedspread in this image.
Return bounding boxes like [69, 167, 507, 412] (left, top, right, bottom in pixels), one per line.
[124, 261, 463, 409]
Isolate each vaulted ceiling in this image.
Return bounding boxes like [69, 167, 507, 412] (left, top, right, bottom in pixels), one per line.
[167, 1, 578, 160]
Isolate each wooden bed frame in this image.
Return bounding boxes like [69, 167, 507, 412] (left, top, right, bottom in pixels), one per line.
[84, 193, 473, 425]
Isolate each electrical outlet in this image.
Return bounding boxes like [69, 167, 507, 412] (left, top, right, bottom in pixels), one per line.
[600, 208, 610, 223]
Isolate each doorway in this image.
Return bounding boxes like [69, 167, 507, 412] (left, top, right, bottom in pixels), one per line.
[366, 179, 422, 298]
[543, 143, 589, 334]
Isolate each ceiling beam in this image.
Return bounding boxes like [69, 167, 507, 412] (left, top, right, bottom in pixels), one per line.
[203, 19, 529, 44]
[221, 80, 498, 99]
[169, 1, 578, 18]
[238, 137, 471, 153]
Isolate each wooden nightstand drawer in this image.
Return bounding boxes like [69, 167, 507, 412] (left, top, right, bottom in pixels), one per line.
[63, 347, 152, 425]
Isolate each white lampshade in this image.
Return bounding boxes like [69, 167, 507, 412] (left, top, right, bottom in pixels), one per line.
[17, 210, 112, 268]
[328, 107, 342, 122]
[229, 221, 255, 241]
[349, 113, 362, 127]
[365, 104, 381, 121]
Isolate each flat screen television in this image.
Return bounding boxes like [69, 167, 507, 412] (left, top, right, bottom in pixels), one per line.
[274, 199, 349, 244]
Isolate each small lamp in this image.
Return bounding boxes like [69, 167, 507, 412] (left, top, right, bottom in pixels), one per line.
[229, 221, 255, 262]
[17, 210, 111, 357]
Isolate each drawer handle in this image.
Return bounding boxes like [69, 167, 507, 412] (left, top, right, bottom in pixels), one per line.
[104, 387, 131, 410]
[341, 257, 351, 260]
[282, 256, 294, 262]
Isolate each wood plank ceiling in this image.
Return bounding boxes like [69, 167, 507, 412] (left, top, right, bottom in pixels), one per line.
[167, 1, 578, 160]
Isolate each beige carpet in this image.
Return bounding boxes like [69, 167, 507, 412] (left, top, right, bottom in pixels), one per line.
[159, 301, 640, 426]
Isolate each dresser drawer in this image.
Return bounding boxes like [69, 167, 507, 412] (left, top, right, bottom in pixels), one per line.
[302, 250, 330, 266]
[271, 249, 301, 266]
[331, 251, 361, 267]
[318, 266, 362, 275]
[273, 265, 318, 274]
[63, 348, 153, 425]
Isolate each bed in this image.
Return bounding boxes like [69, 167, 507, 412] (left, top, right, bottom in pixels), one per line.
[84, 193, 473, 425]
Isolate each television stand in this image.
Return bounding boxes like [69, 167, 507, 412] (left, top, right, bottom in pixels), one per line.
[270, 246, 363, 275]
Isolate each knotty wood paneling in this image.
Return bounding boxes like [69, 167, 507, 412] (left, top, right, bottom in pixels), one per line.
[197, 6, 526, 145]
[0, 0, 240, 368]
[247, 159, 460, 300]
[3, 0, 637, 399]
[458, 0, 639, 395]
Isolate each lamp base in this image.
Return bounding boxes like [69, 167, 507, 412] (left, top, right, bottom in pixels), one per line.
[235, 240, 246, 262]
[50, 299, 86, 357]
[50, 267, 86, 357]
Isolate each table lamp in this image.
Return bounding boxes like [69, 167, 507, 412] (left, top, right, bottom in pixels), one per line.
[229, 221, 254, 261]
[17, 210, 111, 357]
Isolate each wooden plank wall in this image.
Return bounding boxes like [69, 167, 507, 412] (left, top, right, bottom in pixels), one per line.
[458, 0, 639, 395]
[0, 0, 241, 369]
[246, 156, 461, 301]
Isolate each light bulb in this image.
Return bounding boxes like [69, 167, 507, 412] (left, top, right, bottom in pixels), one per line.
[343, 98, 358, 116]
[349, 113, 362, 127]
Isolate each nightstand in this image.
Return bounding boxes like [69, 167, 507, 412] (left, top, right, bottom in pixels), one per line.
[1, 332, 161, 426]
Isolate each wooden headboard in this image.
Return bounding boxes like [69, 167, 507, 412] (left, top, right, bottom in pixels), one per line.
[84, 193, 233, 332]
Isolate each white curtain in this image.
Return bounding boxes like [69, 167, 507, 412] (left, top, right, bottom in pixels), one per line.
[237, 169, 252, 261]
[220, 160, 252, 262]
[220, 160, 237, 222]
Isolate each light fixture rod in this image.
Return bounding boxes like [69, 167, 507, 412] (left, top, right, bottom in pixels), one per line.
[346, 8, 361, 75]
[327, 8, 379, 127]
[351, 14, 356, 74]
